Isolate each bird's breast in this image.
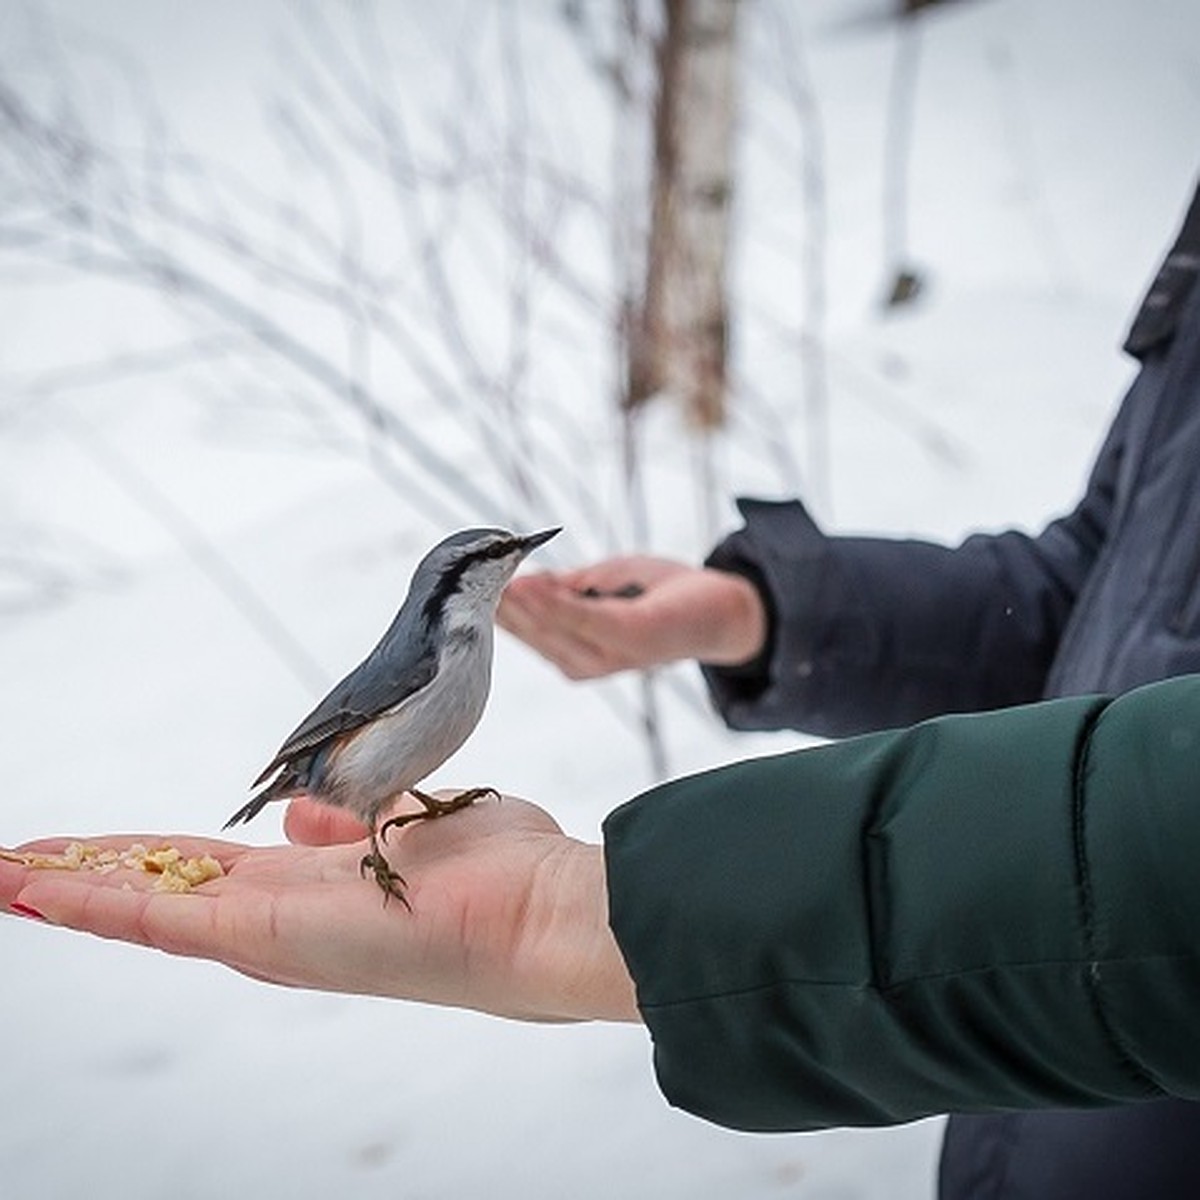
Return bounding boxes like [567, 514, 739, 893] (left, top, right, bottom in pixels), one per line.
[324, 626, 493, 822]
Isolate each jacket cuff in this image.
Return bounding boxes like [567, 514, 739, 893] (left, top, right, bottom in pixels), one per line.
[702, 497, 849, 731]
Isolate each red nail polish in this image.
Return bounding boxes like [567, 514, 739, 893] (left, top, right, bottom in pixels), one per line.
[9, 901, 47, 921]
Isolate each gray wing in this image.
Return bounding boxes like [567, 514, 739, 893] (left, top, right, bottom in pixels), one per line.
[252, 639, 439, 786]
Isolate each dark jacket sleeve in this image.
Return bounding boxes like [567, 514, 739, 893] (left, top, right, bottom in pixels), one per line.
[604, 673, 1200, 1133]
[700, 399, 1128, 736]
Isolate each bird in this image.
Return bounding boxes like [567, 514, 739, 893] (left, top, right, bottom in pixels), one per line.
[224, 525, 561, 905]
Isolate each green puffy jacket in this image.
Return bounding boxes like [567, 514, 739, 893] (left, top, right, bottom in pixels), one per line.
[603, 673, 1200, 1133]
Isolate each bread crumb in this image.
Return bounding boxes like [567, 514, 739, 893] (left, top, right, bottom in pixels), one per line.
[1, 842, 224, 892]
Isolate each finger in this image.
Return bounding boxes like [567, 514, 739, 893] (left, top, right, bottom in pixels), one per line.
[8, 846, 330, 962]
[1, 835, 244, 906]
[497, 583, 583, 659]
[8, 833, 246, 860]
[284, 798, 368, 846]
[510, 577, 633, 643]
[498, 573, 576, 631]
[12, 877, 320, 998]
[0, 857, 33, 910]
[11, 872, 184, 949]
[496, 581, 547, 637]
[531, 627, 625, 679]
[503, 569, 560, 596]
[538, 592, 673, 675]
[1, 835, 246, 922]
[505, 565, 654, 612]
[11, 870, 270, 977]
[500, 595, 624, 678]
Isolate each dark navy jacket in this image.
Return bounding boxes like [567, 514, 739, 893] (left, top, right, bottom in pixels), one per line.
[703, 181, 1200, 733]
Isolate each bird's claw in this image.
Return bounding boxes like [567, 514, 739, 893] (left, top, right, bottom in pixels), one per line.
[367, 788, 498, 908]
[378, 786, 498, 843]
[360, 835, 411, 910]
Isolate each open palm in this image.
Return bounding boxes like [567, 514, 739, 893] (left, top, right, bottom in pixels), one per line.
[0, 796, 637, 1024]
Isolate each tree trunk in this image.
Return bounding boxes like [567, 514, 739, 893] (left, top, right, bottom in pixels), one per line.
[627, 0, 738, 430]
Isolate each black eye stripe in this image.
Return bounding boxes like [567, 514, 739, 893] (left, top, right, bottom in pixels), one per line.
[420, 538, 518, 623]
[481, 537, 519, 561]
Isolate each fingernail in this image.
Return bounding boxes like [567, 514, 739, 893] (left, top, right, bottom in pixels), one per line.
[9, 901, 47, 921]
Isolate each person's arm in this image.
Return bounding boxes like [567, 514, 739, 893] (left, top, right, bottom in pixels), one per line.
[702, 393, 1128, 736]
[498, 555, 767, 679]
[501, 400, 1130, 738]
[5, 676, 1200, 1131]
[604, 672, 1200, 1132]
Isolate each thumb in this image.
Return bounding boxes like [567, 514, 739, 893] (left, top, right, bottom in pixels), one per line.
[284, 798, 369, 846]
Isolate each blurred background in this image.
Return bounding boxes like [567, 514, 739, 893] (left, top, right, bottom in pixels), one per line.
[2, 1, 1198, 1196]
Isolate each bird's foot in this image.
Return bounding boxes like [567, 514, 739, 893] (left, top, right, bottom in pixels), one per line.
[378, 786, 498, 842]
[360, 831, 411, 910]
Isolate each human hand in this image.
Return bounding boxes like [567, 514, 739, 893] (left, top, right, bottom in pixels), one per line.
[498, 556, 767, 680]
[0, 795, 640, 1024]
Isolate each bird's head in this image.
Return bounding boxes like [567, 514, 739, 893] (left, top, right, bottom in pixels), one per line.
[414, 526, 560, 628]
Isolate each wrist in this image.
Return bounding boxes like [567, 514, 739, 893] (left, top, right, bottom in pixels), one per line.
[704, 569, 769, 667]
[531, 841, 641, 1023]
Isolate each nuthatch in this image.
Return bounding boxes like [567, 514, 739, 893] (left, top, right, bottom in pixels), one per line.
[225, 525, 560, 904]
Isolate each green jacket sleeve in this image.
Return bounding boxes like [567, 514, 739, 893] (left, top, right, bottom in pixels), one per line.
[603, 674, 1200, 1133]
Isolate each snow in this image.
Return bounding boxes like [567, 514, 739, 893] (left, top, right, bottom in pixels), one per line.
[1, 0, 1198, 1196]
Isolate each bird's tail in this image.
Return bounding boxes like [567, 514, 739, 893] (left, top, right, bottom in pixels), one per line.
[222, 792, 272, 830]
[223, 768, 291, 829]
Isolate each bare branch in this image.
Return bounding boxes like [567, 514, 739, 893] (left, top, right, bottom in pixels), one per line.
[881, 10, 925, 307]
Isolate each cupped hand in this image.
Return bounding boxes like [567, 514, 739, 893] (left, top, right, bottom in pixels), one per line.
[498, 555, 766, 679]
[0, 794, 639, 1024]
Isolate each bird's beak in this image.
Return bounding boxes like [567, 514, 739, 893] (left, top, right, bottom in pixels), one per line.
[517, 526, 561, 555]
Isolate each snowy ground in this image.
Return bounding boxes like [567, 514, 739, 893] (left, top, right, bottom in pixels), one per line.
[2, 1, 1198, 1197]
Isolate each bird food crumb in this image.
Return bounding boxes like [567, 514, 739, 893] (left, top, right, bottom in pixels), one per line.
[1, 842, 224, 892]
